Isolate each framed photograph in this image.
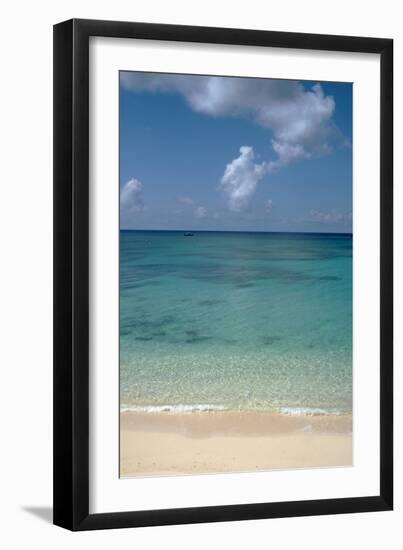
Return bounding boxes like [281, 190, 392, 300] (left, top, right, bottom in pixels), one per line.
[53, 19, 393, 530]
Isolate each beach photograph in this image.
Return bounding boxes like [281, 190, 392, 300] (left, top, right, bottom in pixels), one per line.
[119, 71, 352, 477]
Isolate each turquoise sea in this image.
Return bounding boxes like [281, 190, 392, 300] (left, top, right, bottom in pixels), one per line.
[120, 231, 352, 415]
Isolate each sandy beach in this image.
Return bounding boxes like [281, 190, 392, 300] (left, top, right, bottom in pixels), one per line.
[120, 411, 352, 478]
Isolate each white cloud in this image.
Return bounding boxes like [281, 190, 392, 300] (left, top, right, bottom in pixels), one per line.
[121, 73, 335, 158]
[120, 178, 144, 214]
[220, 146, 267, 212]
[269, 140, 309, 168]
[122, 73, 339, 211]
[195, 205, 207, 219]
[265, 199, 273, 213]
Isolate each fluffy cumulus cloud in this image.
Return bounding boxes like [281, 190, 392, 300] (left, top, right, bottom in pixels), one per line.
[120, 178, 144, 214]
[122, 73, 338, 211]
[220, 146, 266, 211]
[121, 75, 334, 153]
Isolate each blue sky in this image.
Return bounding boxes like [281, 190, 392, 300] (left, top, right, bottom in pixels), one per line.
[120, 72, 352, 233]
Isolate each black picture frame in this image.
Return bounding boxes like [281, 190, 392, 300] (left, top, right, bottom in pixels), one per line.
[53, 18, 393, 531]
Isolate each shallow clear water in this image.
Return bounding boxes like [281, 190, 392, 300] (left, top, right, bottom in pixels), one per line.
[120, 231, 352, 415]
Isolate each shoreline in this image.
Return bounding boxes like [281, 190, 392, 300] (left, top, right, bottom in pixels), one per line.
[120, 410, 352, 478]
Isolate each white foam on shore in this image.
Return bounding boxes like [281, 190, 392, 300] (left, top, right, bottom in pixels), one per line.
[121, 404, 345, 415]
[279, 406, 341, 416]
[120, 403, 227, 413]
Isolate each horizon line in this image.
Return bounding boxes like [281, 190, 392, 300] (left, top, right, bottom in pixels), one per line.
[120, 228, 352, 236]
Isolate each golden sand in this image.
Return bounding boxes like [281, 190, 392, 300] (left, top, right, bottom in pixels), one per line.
[120, 411, 352, 478]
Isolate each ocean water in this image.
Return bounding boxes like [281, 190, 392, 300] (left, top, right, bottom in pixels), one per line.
[120, 231, 352, 415]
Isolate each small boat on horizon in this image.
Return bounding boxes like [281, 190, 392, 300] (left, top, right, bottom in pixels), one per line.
[183, 232, 194, 236]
